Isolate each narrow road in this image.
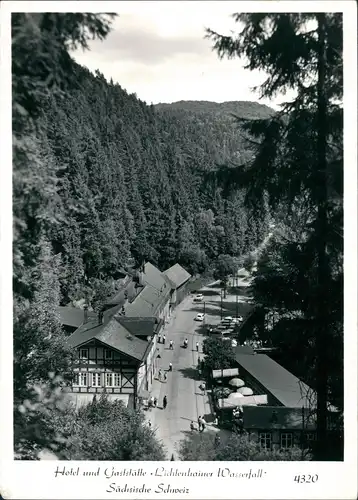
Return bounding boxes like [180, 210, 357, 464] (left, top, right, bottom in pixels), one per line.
[146, 270, 253, 458]
[146, 236, 274, 457]
[146, 294, 207, 458]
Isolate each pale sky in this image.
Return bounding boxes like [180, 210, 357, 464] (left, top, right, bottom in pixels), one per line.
[71, 1, 293, 109]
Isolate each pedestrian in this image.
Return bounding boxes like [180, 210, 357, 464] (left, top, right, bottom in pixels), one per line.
[163, 395, 167, 409]
[168, 362, 172, 372]
[213, 415, 218, 426]
[163, 334, 166, 345]
[164, 372, 167, 382]
[190, 421, 195, 433]
[158, 369, 162, 381]
[198, 416, 202, 432]
[201, 381, 206, 394]
[153, 397, 157, 408]
[196, 342, 199, 352]
[201, 417, 206, 432]
[169, 340, 174, 350]
[148, 420, 152, 428]
[158, 334, 162, 344]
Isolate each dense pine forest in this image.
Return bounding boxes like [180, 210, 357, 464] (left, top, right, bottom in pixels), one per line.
[12, 13, 270, 459]
[21, 62, 270, 308]
[12, 12, 344, 462]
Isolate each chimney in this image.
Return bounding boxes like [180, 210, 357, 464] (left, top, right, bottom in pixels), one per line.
[98, 310, 104, 324]
[84, 305, 89, 324]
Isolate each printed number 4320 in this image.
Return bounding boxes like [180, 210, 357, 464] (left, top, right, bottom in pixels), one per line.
[294, 475, 318, 483]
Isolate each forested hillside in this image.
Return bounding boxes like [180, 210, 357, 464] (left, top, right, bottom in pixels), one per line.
[38, 65, 269, 306]
[155, 99, 275, 119]
[12, 13, 271, 458]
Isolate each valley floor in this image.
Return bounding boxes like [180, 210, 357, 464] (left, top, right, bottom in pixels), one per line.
[145, 270, 253, 459]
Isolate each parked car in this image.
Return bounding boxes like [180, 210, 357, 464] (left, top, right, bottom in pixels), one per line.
[195, 313, 205, 321]
[223, 316, 233, 322]
[231, 316, 243, 323]
[193, 293, 204, 302]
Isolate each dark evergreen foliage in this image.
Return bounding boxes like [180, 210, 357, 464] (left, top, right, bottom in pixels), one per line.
[206, 13, 343, 459]
[12, 12, 268, 459]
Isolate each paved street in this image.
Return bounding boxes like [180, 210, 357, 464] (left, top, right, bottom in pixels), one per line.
[145, 269, 254, 459]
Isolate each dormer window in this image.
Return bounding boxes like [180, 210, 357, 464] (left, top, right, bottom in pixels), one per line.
[104, 349, 113, 360]
[80, 348, 88, 359]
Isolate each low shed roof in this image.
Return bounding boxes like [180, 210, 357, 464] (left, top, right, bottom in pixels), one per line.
[242, 406, 317, 431]
[234, 351, 313, 408]
[57, 306, 96, 328]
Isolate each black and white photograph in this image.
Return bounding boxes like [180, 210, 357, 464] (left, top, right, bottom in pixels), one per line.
[0, 0, 357, 498]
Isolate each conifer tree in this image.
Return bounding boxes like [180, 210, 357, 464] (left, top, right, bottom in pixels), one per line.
[206, 13, 343, 459]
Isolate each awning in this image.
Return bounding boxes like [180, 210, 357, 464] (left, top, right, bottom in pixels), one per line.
[218, 394, 268, 409]
[212, 368, 239, 379]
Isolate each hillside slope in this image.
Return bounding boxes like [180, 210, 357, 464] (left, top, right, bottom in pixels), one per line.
[155, 100, 275, 120]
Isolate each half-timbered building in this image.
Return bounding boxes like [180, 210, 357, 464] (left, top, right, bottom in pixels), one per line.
[65, 313, 156, 409]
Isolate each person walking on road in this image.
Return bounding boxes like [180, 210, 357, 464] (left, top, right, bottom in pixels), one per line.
[201, 417, 206, 432]
[169, 340, 174, 350]
[153, 397, 158, 408]
[168, 362, 172, 372]
[190, 421, 195, 433]
[163, 372, 167, 382]
[162, 334, 166, 345]
[198, 416, 202, 432]
[201, 381, 206, 394]
[158, 334, 162, 344]
[158, 369, 162, 382]
[163, 395, 168, 409]
[196, 342, 199, 352]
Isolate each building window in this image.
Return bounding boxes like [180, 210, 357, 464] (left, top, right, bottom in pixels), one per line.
[105, 373, 113, 387]
[92, 373, 101, 387]
[104, 349, 113, 360]
[80, 348, 89, 359]
[75, 372, 88, 386]
[113, 373, 121, 387]
[281, 433, 293, 449]
[259, 432, 272, 450]
[306, 432, 316, 442]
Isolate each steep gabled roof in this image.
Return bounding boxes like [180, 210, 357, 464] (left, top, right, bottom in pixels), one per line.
[143, 262, 170, 293]
[66, 316, 149, 362]
[116, 317, 157, 338]
[162, 263, 191, 289]
[105, 280, 142, 307]
[57, 306, 96, 328]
